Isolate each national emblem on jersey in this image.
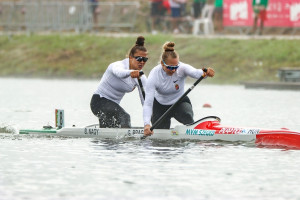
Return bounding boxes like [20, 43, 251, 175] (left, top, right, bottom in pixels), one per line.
[175, 84, 179, 90]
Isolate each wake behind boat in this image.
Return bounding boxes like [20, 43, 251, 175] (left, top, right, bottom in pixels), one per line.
[19, 110, 300, 149]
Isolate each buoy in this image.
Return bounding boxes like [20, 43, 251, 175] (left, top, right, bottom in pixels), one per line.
[203, 103, 212, 108]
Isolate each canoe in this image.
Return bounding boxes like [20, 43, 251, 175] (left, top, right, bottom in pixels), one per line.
[19, 115, 300, 149]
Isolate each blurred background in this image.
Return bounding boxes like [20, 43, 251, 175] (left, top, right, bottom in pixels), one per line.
[1, 0, 300, 35]
[0, 0, 299, 84]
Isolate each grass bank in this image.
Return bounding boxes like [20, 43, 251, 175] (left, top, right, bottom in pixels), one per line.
[0, 34, 299, 84]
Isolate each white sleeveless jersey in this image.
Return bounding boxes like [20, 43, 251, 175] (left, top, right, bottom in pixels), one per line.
[143, 62, 204, 126]
[94, 58, 147, 105]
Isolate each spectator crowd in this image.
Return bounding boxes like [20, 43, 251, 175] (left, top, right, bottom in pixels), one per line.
[86, 0, 273, 35]
[149, 0, 223, 34]
[148, 0, 271, 35]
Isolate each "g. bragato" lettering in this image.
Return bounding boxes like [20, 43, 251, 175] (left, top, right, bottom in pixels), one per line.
[127, 129, 144, 136]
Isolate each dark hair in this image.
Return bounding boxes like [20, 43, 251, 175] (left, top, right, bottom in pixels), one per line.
[161, 41, 178, 62]
[128, 36, 147, 57]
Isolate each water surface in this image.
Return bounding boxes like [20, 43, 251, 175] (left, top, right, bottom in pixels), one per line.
[1, 78, 300, 200]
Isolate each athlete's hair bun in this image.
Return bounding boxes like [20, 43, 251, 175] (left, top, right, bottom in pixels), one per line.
[163, 42, 175, 52]
[136, 36, 145, 46]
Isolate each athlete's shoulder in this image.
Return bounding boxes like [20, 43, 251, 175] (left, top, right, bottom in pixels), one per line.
[109, 58, 128, 68]
[178, 61, 192, 68]
[149, 64, 162, 74]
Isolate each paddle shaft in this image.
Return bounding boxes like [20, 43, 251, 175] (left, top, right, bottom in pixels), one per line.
[138, 71, 145, 99]
[150, 75, 205, 131]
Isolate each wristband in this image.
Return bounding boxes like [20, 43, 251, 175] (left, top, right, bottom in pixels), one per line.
[202, 68, 208, 73]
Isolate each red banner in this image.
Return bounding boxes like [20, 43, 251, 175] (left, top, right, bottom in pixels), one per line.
[223, 0, 300, 27]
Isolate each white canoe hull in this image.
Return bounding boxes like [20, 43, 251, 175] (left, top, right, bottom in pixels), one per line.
[19, 114, 300, 149]
[20, 123, 256, 142]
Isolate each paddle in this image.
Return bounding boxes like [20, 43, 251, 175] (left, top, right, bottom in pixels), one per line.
[138, 70, 145, 99]
[150, 71, 207, 132]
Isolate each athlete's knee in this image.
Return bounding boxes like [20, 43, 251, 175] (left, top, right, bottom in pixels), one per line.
[180, 112, 194, 124]
[176, 107, 194, 125]
[119, 112, 131, 128]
